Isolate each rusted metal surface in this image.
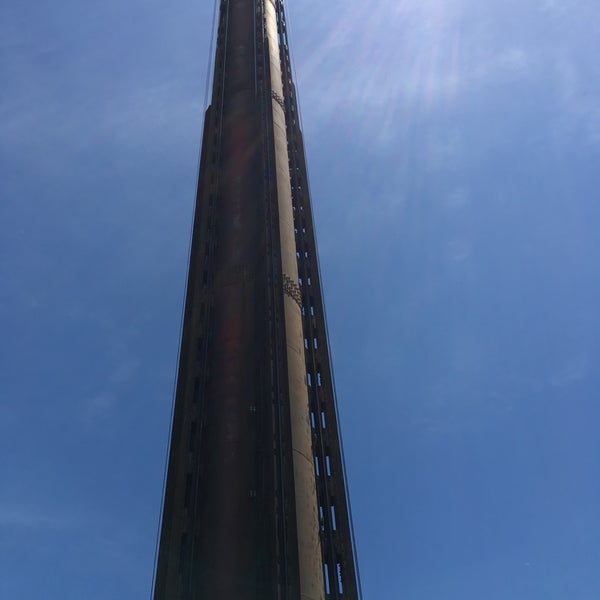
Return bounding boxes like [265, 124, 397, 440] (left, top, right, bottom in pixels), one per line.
[153, 1, 360, 598]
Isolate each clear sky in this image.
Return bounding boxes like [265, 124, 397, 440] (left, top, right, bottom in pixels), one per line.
[2, 0, 600, 598]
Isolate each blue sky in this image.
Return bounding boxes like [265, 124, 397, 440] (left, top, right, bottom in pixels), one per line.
[1, 0, 600, 598]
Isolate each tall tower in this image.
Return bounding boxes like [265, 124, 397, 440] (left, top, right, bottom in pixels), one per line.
[153, 1, 360, 598]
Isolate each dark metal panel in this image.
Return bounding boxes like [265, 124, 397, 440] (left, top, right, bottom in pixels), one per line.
[155, 0, 280, 597]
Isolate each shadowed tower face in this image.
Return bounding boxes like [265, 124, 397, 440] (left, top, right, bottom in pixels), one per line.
[153, 0, 360, 598]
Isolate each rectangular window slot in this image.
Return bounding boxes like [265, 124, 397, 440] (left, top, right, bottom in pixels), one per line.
[337, 563, 344, 594]
[301, 306, 306, 316]
[310, 306, 315, 316]
[321, 411, 326, 428]
[326, 455, 332, 476]
[307, 373, 312, 387]
[310, 411, 316, 429]
[314, 456, 320, 477]
[304, 338, 309, 349]
[324, 563, 331, 594]
[319, 506, 325, 531]
[331, 504, 337, 530]
[313, 337, 318, 349]
[317, 372, 322, 387]
[307, 277, 311, 286]
[298, 277, 303, 286]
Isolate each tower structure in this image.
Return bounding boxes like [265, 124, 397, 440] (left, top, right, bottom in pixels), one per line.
[153, 0, 360, 598]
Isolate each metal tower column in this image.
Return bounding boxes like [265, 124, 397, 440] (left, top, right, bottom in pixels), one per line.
[153, 1, 360, 598]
